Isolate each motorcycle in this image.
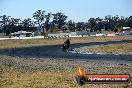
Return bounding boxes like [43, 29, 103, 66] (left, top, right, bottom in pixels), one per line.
[61, 42, 69, 51]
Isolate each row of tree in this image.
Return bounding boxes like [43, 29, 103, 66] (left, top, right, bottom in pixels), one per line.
[0, 10, 68, 36]
[0, 10, 132, 36]
[76, 15, 132, 33]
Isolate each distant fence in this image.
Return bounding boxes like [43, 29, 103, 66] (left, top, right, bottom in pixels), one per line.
[0, 32, 120, 40]
[0, 35, 84, 40]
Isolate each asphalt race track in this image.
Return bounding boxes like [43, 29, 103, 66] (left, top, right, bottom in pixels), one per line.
[0, 40, 132, 62]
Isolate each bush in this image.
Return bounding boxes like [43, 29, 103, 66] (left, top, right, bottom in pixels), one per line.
[50, 28, 61, 33]
[41, 32, 48, 35]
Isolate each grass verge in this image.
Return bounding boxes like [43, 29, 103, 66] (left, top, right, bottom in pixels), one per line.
[0, 65, 132, 88]
[0, 36, 132, 49]
[78, 43, 132, 55]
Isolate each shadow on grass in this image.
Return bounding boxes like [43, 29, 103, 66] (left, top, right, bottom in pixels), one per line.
[0, 40, 132, 61]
